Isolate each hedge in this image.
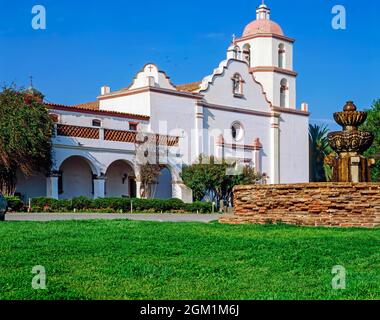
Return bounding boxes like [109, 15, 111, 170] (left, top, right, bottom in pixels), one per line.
[5, 196, 24, 212]
[30, 197, 213, 214]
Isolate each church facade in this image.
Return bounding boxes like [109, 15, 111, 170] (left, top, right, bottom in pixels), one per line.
[16, 2, 310, 203]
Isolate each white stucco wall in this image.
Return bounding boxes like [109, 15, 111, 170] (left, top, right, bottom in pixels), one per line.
[200, 60, 270, 111]
[99, 91, 151, 117]
[278, 112, 310, 183]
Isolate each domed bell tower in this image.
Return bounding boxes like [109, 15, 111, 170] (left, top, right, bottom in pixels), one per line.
[229, 1, 298, 109]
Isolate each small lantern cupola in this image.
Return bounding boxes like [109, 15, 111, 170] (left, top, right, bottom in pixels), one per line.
[256, 1, 270, 20]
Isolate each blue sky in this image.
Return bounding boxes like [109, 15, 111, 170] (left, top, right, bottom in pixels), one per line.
[0, 0, 378, 129]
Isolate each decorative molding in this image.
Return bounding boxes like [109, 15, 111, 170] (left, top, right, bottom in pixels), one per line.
[199, 101, 273, 118]
[97, 86, 203, 101]
[250, 67, 298, 77]
[272, 106, 310, 117]
[53, 143, 136, 155]
[198, 59, 273, 108]
[235, 33, 295, 44]
[217, 141, 258, 151]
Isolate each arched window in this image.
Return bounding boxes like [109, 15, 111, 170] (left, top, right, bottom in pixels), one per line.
[242, 44, 251, 66]
[278, 44, 286, 68]
[232, 73, 244, 96]
[280, 79, 288, 107]
[233, 46, 241, 60]
[231, 122, 244, 141]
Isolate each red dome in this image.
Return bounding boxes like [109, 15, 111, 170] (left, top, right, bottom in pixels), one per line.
[243, 19, 284, 37]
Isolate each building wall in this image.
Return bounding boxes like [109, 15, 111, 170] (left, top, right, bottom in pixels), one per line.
[278, 112, 310, 183]
[99, 91, 151, 117]
[200, 60, 270, 112]
[53, 110, 150, 131]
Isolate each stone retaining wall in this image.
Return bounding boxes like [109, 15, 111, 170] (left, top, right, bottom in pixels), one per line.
[220, 183, 380, 228]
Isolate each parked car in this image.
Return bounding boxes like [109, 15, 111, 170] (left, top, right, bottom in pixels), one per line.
[0, 192, 7, 221]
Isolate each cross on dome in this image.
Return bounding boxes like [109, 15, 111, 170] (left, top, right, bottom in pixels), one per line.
[256, 1, 270, 20]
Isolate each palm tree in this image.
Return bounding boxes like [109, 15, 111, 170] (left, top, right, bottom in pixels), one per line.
[309, 124, 333, 182]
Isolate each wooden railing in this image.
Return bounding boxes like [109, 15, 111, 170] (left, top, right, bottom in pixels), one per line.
[56, 124, 179, 147]
[57, 124, 99, 140]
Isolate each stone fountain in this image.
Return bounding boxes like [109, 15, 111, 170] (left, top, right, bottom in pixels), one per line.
[220, 101, 380, 228]
[328, 101, 375, 183]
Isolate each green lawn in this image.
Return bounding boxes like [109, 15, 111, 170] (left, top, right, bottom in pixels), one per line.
[0, 220, 379, 300]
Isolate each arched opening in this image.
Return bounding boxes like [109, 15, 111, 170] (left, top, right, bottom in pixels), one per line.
[105, 160, 136, 198]
[233, 46, 241, 60]
[278, 43, 286, 68]
[59, 156, 95, 199]
[280, 78, 289, 108]
[155, 167, 173, 200]
[242, 43, 251, 66]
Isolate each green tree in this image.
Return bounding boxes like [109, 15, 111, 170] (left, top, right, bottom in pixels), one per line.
[361, 99, 380, 182]
[139, 164, 162, 199]
[181, 156, 261, 205]
[0, 86, 54, 195]
[309, 124, 333, 182]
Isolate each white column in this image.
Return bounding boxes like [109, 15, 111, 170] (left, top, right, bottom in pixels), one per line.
[99, 128, 104, 140]
[135, 180, 142, 199]
[252, 138, 263, 174]
[270, 112, 280, 184]
[195, 102, 204, 158]
[46, 174, 59, 199]
[93, 176, 106, 199]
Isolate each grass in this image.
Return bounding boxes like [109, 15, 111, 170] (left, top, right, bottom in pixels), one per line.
[0, 220, 379, 300]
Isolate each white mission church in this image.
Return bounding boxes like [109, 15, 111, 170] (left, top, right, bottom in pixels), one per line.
[16, 2, 310, 203]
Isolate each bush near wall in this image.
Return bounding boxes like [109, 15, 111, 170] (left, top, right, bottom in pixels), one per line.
[30, 197, 213, 214]
[5, 196, 24, 212]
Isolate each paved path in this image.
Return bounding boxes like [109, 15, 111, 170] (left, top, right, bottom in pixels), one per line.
[5, 213, 229, 223]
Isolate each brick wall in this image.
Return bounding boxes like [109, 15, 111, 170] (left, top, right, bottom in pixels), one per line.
[220, 183, 380, 228]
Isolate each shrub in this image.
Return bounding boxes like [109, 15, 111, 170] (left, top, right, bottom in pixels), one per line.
[31, 198, 57, 212]
[5, 196, 24, 212]
[30, 197, 211, 214]
[185, 201, 213, 213]
[71, 197, 93, 210]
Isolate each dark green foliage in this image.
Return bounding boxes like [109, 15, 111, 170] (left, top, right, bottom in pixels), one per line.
[71, 196, 93, 210]
[0, 86, 54, 195]
[29, 197, 213, 213]
[361, 99, 380, 182]
[309, 124, 333, 182]
[4, 196, 24, 212]
[184, 201, 213, 213]
[181, 156, 261, 204]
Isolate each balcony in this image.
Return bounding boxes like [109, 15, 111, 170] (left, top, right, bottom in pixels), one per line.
[56, 124, 180, 147]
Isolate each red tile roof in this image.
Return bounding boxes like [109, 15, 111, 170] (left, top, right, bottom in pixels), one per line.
[46, 103, 150, 121]
[74, 101, 100, 110]
[176, 81, 202, 93]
